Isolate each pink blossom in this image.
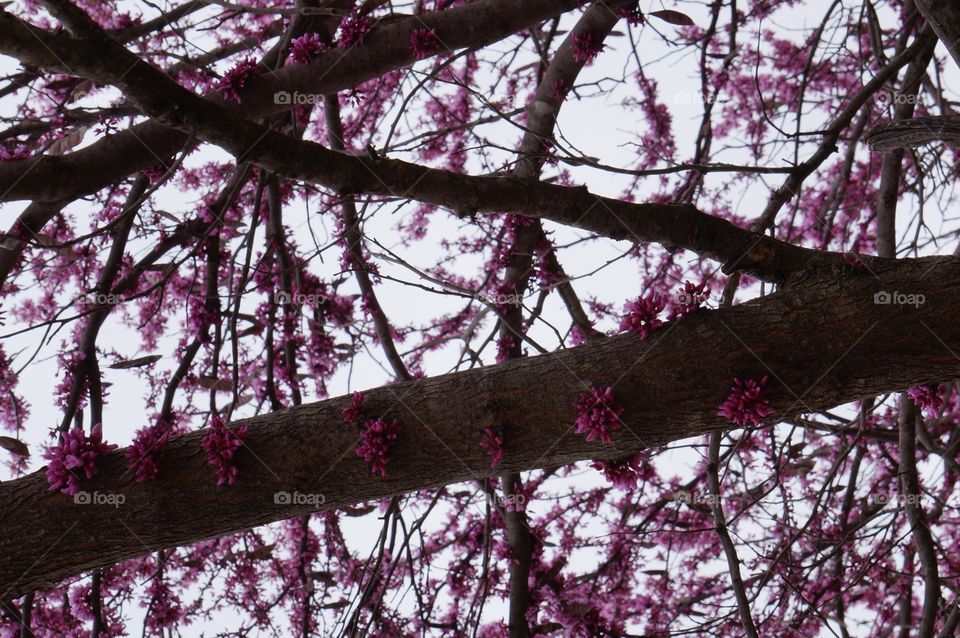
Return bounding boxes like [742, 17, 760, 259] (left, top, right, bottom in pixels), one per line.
[591, 452, 650, 489]
[550, 79, 570, 102]
[356, 418, 401, 477]
[618, 7, 644, 26]
[201, 417, 249, 486]
[337, 14, 372, 48]
[481, 427, 504, 469]
[0, 143, 30, 161]
[126, 425, 171, 483]
[718, 376, 775, 426]
[908, 384, 943, 417]
[571, 32, 605, 65]
[573, 386, 624, 444]
[341, 391, 364, 424]
[410, 28, 441, 60]
[668, 280, 708, 321]
[289, 33, 326, 65]
[216, 59, 258, 104]
[44, 423, 118, 495]
[619, 292, 665, 339]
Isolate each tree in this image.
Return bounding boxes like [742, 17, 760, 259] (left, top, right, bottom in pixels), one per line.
[0, 0, 958, 635]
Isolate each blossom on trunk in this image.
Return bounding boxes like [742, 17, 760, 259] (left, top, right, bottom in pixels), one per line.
[126, 425, 171, 483]
[573, 386, 624, 444]
[620, 292, 665, 339]
[481, 427, 505, 469]
[201, 417, 249, 486]
[410, 28, 441, 60]
[341, 391, 365, 424]
[357, 418, 401, 476]
[216, 59, 258, 104]
[44, 423, 118, 495]
[718, 376, 775, 426]
[571, 32, 605, 64]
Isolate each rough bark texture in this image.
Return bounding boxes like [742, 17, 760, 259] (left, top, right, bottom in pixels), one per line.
[0, 0, 582, 204]
[1, 256, 958, 598]
[0, 3, 837, 284]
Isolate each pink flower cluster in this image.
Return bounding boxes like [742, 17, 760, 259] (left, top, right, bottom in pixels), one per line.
[571, 32, 605, 64]
[44, 423, 118, 495]
[668, 280, 708, 320]
[201, 417, 249, 486]
[289, 33, 326, 65]
[337, 14, 372, 48]
[573, 386, 624, 444]
[619, 292, 665, 340]
[717, 376, 775, 426]
[908, 384, 944, 417]
[591, 452, 647, 489]
[410, 28, 441, 60]
[618, 7, 644, 25]
[126, 425, 172, 483]
[216, 59, 258, 104]
[0, 143, 29, 161]
[356, 418, 401, 477]
[341, 391, 364, 424]
[481, 427, 504, 469]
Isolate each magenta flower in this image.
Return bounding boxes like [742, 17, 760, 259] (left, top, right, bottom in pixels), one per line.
[618, 7, 644, 25]
[591, 452, 647, 489]
[216, 58, 258, 104]
[573, 386, 624, 444]
[718, 376, 775, 426]
[201, 417, 249, 486]
[908, 384, 944, 417]
[668, 280, 708, 321]
[357, 418, 401, 477]
[341, 391, 364, 424]
[126, 425, 171, 483]
[571, 32, 605, 64]
[619, 292, 665, 339]
[44, 423, 118, 495]
[481, 427, 505, 469]
[550, 79, 570, 102]
[410, 28, 441, 60]
[337, 14, 372, 48]
[0, 143, 30, 161]
[289, 33, 326, 65]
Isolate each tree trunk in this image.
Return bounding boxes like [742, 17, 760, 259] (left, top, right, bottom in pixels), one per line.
[1, 256, 958, 598]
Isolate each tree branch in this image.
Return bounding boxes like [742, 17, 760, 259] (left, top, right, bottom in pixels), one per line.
[1, 256, 959, 597]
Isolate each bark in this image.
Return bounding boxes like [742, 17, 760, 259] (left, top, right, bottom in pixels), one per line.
[914, 0, 960, 70]
[865, 115, 960, 151]
[0, 0, 583, 204]
[1, 256, 959, 598]
[0, 3, 840, 284]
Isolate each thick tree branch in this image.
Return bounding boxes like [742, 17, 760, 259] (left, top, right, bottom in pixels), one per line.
[1, 256, 959, 598]
[0, 15, 839, 283]
[914, 0, 960, 70]
[0, 0, 584, 204]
